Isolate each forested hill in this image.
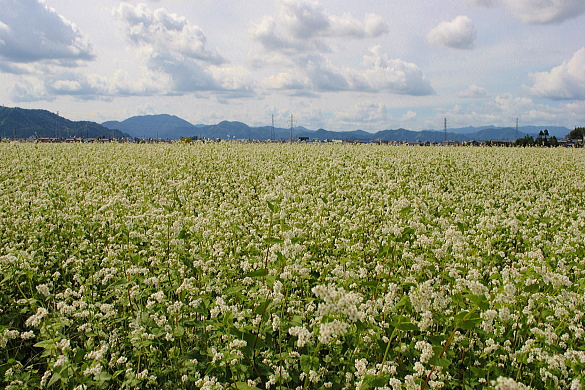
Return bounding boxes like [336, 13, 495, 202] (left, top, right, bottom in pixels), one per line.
[0, 106, 129, 139]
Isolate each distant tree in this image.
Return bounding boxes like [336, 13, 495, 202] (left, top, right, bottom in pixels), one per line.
[514, 135, 535, 147]
[548, 136, 559, 147]
[567, 127, 585, 140]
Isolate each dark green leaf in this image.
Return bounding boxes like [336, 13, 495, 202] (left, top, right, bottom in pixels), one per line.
[360, 374, 390, 390]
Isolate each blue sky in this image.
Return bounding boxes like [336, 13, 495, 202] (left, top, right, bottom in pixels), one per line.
[0, 0, 584, 131]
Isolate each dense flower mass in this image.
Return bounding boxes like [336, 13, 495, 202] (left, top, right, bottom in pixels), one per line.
[1, 142, 585, 389]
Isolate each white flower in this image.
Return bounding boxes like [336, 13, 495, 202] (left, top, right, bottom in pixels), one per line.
[20, 331, 35, 340]
[317, 320, 349, 344]
[492, 376, 534, 390]
[289, 326, 313, 348]
[25, 307, 48, 328]
[36, 284, 50, 297]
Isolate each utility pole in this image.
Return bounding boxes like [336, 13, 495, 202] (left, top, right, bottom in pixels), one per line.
[515, 117, 519, 140]
[443, 118, 447, 144]
[288, 114, 295, 143]
[271, 115, 275, 141]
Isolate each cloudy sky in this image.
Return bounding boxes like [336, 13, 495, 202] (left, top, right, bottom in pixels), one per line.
[1, 0, 584, 131]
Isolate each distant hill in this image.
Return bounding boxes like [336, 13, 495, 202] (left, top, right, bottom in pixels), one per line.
[513, 126, 570, 139]
[102, 114, 194, 139]
[427, 125, 570, 139]
[100, 113, 572, 142]
[183, 124, 532, 142]
[0, 106, 129, 139]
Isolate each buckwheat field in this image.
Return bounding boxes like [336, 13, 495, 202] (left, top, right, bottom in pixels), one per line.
[1, 142, 584, 390]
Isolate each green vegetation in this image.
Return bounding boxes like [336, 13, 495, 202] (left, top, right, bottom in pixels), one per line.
[1, 143, 584, 389]
[567, 127, 585, 142]
[514, 130, 560, 147]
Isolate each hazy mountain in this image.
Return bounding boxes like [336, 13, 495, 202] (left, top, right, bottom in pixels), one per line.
[99, 113, 571, 142]
[427, 125, 570, 138]
[515, 126, 571, 139]
[185, 123, 530, 142]
[102, 114, 195, 138]
[0, 106, 129, 139]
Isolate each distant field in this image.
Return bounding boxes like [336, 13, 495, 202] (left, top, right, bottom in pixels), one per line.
[1, 143, 584, 389]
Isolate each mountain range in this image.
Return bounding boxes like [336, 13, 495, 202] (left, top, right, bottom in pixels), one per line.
[0, 106, 129, 139]
[102, 114, 571, 142]
[0, 106, 573, 142]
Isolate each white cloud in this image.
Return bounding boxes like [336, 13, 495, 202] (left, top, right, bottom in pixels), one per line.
[339, 101, 388, 124]
[8, 65, 173, 101]
[114, 2, 252, 94]
[10, 76, 54, 102]
[207, 65, 255, 94]
[114, 3, 224, 65]
[401, 110, 417, 121]
[503, 0, 585, 24]
[427, 16, 476, 50]
[465, 0, 498, 7]
[529, 48, 585, 100]
[262, 72, 309, 90]
[0, 0, 93, 69]
[52, 79, 82, 93]
[250, 0, 388, 54]
[466, 0, 585, 24]
[431, 93, 585, 130]
[355, 46, 435, 96]
[249, 3, 432, 97]
[459, 84, 489, 98]
[303, 55, 350, 91]
[258, 46, 434, 96]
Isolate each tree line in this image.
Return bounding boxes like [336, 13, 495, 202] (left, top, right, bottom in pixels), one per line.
[514, 127, 584, 147]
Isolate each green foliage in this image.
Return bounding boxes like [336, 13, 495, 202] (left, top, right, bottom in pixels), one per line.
[1, 143, 584, 389]
[567, 126, 585, 140]
[515, 131, 561, 147]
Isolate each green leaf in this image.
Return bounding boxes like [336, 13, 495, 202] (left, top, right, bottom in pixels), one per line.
[399, 206, 413, 217]
[96, 371, 113, 383]
[391, 315, 419, 331]
[361, 280, 379, 288]
[235, 382, 262, 390]
[245, 269, 268, 278]
[47, 372, 62, 387]
[289, 315, 303, 327]
[360, 374, 390, 390]
[464, 293, 490, 311]
[173, 326, 185, 337]
[267, 200, 279, 213]
[454, 310, 482, 330]
[398, 227, 415, 242]
[181, 257, 196, 271]
[300, 355, 319, 373]
[394, 295, 410, 309]
[33, 340, 57, 350]
[429, 357, 452, 368]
